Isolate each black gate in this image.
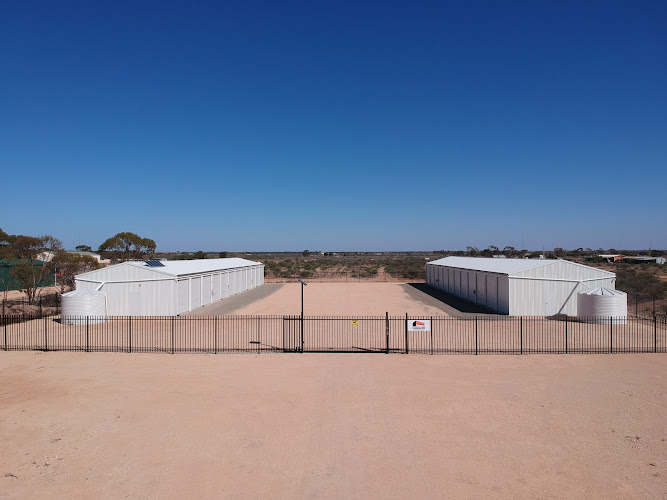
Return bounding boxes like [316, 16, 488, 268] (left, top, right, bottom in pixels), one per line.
[301, 316, 388, 353]
[282, 316, 302, 352]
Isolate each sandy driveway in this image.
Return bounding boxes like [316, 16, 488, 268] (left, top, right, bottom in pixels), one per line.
[1, 352, 666, 499]
[194, 283, 460, 316]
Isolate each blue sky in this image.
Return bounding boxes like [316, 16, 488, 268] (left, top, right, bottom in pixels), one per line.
[2, 1, 665, 251]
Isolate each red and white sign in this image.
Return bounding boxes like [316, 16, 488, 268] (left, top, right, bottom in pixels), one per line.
[407, 320, 431, 332]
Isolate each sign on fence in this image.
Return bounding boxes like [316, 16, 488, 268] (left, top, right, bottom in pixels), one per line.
[407, 320, 431, 332]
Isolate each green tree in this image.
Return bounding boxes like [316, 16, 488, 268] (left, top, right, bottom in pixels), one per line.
[75, 244, 92, 252]
[0, 228, 16, 260]
[10, 260, 53, 304]
[0, 265, 18, 302]
[218, 251, 228, 258]
[52, 252, 100, 293]
[12, 236, 44, 260]
[193, 251, 207, 259]
[98, 232, 156, 262]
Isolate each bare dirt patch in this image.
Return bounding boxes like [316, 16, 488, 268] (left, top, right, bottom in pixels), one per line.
[207, 282, 456, 316]
[0, 352, 666, 498]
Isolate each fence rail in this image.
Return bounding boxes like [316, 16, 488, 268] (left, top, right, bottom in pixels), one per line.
[2, 314, 666, 355]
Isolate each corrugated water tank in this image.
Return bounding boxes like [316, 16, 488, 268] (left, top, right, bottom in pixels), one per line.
[62, 289, 108, 325]
[577, 287, 627, 324]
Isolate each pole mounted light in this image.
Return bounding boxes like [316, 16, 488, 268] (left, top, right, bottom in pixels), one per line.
[298, 280, 307, 352]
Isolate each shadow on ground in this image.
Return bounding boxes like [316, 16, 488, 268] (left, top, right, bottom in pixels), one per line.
[403, 283, 500, 316]
[185, 284, 284, 316]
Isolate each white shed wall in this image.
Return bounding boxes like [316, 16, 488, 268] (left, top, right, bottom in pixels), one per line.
[426, 264, 510, 314]
[173, 264, 265, 315]
[509, 277, 615, 316]
[77, 279, 177, 316]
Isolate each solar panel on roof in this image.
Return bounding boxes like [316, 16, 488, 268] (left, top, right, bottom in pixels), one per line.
[145, 259, 165, 267]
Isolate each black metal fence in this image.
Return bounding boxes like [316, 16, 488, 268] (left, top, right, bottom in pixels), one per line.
[2, 314, 666, 355]
[628, 293, 664, 318]
[1, 292, 61, 317]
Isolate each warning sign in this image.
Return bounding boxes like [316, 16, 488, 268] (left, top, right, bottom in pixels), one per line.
[352, 320, 358, 326]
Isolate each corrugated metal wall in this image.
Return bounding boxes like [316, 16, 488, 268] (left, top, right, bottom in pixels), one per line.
[509, 277, 614, 316]
[77, 278, 176, 316]
[425, 264, 511, 315]
[173, 264, 265, 316]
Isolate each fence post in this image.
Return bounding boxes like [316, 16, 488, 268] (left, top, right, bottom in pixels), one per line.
[214, 316, 218, 354]
[520, 317, 523, 355]
[86, 316, 89, 353]
[3, 310, 6, 351]
[128, 316, 132, 353]
[44, 316, 48, 351]
[475, 317, 478, 355]
[564, 315, 568, 354]
[430, 316, 433, 355]
[610, 317, 613, 354]
[654, 316, 657, 354]
[257, 316, 260, 354]
[405, 313, 409, 354]
[171, 316, 175, 354]
[385, 312, 389, 354]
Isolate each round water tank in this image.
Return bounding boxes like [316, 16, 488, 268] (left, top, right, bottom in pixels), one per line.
[61, 289, 108, 325]
[577, 287, 627, 324]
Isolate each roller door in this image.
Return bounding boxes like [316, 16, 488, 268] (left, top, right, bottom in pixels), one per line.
[191, 277, 201, 309]
[202, 275, 211, 305]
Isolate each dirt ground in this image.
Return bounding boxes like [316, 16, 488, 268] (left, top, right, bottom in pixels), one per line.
[2, 286, 61, 301]
[194, 283, 462, 316]
[0, 352, 666, 499]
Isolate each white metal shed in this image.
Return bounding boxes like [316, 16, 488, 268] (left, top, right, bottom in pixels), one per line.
[426, 257, 616, 316]
[75, 258, 264, 316]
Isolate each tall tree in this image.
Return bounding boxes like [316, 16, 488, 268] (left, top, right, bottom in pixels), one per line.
[98, 232, 156, 261]
[503, 246, 516, 257]
[7, 235, 63, 303]
[51, 252, 100, 293]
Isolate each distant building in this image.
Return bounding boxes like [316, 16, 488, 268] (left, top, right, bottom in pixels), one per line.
[597, 254, 624, 263]
[35, 250, 111, 265]
[0, 259, 55, 291]
[621, 256, 665, 265]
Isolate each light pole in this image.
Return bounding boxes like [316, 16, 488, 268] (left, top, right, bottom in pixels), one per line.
[298, 279, 307, 352]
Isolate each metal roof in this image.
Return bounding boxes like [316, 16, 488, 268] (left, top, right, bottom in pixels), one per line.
[427, 256, 587, 276]
[126, 258, 262, 277]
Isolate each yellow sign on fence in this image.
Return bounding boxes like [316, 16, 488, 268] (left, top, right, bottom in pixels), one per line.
[352, 320, 358, 326]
